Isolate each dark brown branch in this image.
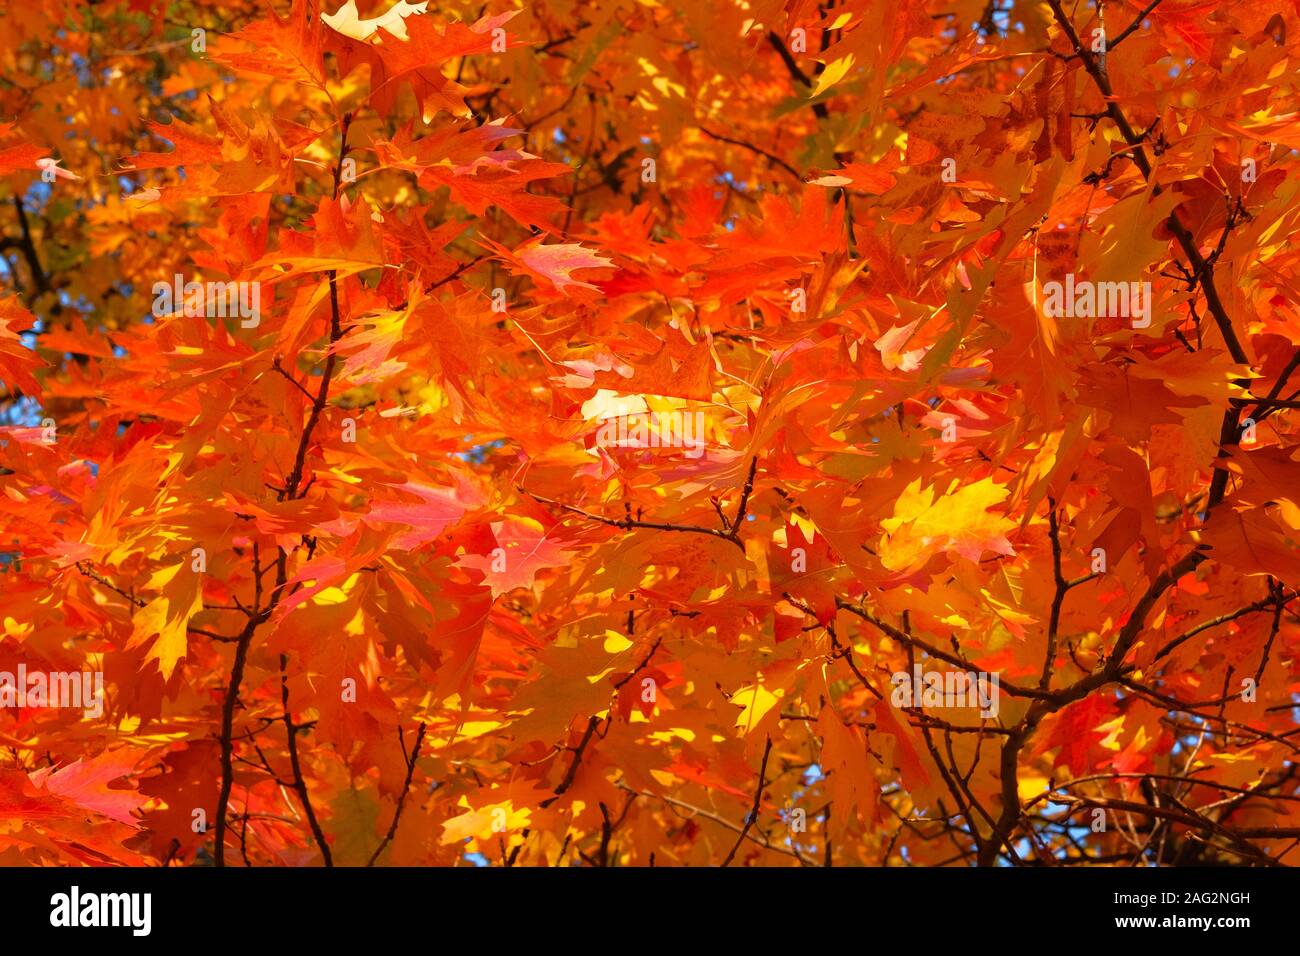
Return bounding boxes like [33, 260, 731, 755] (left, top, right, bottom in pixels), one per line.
[1042, 498, 1068, 689]
[280, 653, 333, 865]
[977, 549, 1203, 866]
[7, 195, 51, 300]
[765, 32, 830, 119]
[1048, 0, 1247, 364]
[214, 617, 258, 867]
[1153, 589, 1295, 662]
[617, 782, 808, 862]
[833, 597, 1050, 700]
[520, 456, 758, 554]
[785, 593, 883, 699]
[720, 735, 772, 867]
[540, 715, 600, 809]
[698, 126, 801, 180]
[612, 635, 662, 690]
[368, 721, 427, 866]
[1108, 0, 1165, 50]
[1247, 349, 1300, 422]
[271, 356, 316, 402]
[214, 115, 353, 867]
[74, 561, 239, 642]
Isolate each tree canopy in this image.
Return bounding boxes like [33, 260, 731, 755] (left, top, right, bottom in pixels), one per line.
[1, 0, 1299, 867]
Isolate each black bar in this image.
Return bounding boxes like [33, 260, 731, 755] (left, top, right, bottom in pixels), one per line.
[0, 865, 1286, 943]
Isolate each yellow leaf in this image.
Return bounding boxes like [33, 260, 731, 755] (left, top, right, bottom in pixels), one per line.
[440, 801, 531, 844]
[732, 683, 781, 735]
[127, 561, 202, 679]
[879, 477, 1016, 572]
[1019, 772, 1049, 802]
[812, 54, 855, 98]
[602, 629, 634, 653]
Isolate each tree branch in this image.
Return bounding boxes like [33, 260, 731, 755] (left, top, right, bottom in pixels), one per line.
[367, 721, 427, 866]
[720, 735, 772, 867]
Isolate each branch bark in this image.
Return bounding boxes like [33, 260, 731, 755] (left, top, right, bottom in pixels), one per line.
[214, 113, 353, 867]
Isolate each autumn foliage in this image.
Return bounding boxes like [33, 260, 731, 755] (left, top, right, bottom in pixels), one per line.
[1, 0, 1300, 868]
